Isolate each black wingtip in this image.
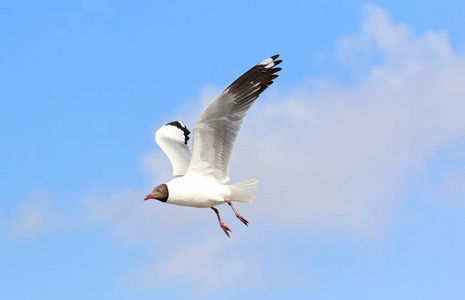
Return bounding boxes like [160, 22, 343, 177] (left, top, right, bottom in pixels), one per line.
[221, 54, 282, 105]
[269, 74, 279, 81]
[270, 67, 282, 74]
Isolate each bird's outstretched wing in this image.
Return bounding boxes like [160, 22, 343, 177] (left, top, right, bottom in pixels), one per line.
[155, 121, 191, 176]
[185, 54, 282, 183]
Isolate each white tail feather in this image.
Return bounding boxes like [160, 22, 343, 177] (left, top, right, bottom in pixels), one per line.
[228, 178, 259, 203]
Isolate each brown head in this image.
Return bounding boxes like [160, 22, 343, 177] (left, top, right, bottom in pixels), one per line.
[144, 184, 169, 202]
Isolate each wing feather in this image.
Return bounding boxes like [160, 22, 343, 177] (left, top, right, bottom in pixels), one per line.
[155, 121, 191, 176]
[185, 55, 282, 182]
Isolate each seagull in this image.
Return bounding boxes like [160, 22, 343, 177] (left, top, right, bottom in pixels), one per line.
[144, 54, 282, 237]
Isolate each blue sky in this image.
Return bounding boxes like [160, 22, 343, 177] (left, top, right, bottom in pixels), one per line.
[1, 1, 465, 299]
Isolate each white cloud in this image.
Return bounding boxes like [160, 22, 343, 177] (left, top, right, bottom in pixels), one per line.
[7, 189, 61, 239]
[336, 5, 453, 76]
[131, 237, 256, 296]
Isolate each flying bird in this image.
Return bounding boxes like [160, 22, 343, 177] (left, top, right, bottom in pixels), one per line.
[144, 54, 282, 237]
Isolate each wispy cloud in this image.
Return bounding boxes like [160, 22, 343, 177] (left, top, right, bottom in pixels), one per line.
[131, 237, 256, 295]
[7, 189, 60, 240]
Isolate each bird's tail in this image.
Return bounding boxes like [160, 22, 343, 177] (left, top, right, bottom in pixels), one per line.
[228, 177, 259, 203]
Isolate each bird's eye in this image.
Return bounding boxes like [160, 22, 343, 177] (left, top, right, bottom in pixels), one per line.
[158, 188, 162, 193]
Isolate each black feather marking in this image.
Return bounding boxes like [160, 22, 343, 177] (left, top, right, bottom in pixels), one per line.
[223, 54, 282, 110]
[166, 121, 190, 144]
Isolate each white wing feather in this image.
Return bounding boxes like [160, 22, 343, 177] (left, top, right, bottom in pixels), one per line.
[185, 55, 282, 183]
[155, 122, 191, 176]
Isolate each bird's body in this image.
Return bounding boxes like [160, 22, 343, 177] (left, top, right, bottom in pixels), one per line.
[144, 54, 282, 237]
[166, 176, 230, 208]
[165, 175, 259, 208]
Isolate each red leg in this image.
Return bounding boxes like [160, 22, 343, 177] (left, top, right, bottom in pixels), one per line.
[211, 207, 231, 237]
[224, 200, 249, 226]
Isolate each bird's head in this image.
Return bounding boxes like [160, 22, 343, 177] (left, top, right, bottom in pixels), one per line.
[144, 184, 169, 202]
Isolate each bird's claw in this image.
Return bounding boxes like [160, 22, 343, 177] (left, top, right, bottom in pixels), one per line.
[237, 215, 249, 226]
[220, 222, 231, 237]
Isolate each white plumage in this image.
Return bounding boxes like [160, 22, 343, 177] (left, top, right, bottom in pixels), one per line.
[145, 55, 282, 237]
[155, 121, 191, 176]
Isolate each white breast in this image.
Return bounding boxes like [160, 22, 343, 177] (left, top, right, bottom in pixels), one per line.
[166, 176, 231, 208]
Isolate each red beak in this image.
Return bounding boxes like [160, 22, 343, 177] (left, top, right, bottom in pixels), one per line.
[144, 194, 153, 201]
